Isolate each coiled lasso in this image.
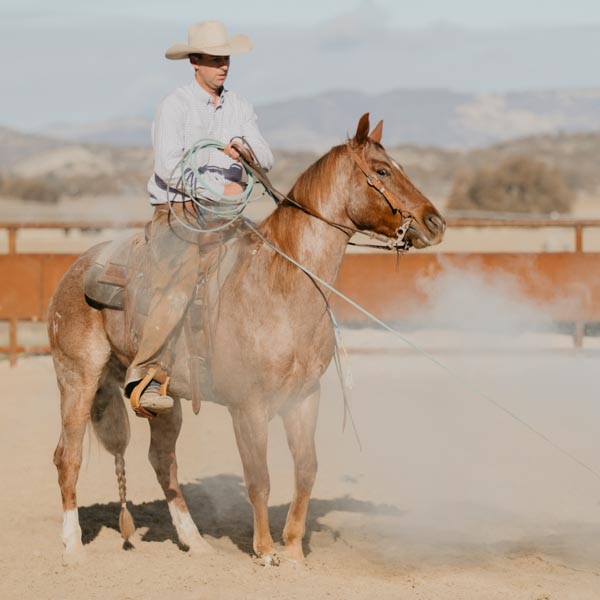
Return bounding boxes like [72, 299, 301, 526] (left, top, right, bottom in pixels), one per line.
[166, 139, 262, 233]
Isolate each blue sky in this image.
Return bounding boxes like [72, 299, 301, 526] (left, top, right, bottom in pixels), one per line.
[3, 0, 600, 131]
[4, 0, 600, 27]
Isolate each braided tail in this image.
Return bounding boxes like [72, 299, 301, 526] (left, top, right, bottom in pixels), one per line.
[115, 453, 135, 540]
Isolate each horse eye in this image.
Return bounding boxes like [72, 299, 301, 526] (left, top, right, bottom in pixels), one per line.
[377, 168, 390, 177]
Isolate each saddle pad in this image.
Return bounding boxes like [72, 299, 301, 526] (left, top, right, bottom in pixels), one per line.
[84, 232, 144, 310]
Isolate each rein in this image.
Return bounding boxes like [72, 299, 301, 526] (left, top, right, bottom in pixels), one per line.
[232, 139, 413, 253]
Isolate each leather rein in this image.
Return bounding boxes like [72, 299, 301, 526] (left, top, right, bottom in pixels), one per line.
[231, 139, 414, 253]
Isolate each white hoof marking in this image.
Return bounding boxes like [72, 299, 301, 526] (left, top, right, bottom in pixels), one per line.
[61, 509, 82, 551]
[168, 502, 211, 552]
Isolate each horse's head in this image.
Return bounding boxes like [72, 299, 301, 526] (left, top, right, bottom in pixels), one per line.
[344, 113, 445, 249]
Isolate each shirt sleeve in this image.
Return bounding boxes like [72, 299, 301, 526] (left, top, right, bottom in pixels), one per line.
[152, 94, 225, 200]
[237, 105, 274, 172]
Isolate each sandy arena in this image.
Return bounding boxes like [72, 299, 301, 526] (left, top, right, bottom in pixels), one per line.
[2, 324, 600, 599]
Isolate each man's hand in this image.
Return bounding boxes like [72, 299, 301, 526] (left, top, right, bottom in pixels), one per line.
[223, 141, 241, 160]
[223, 182, 245, 197]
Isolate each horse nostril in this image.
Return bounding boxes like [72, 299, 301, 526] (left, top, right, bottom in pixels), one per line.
[425, 213, 445, 236]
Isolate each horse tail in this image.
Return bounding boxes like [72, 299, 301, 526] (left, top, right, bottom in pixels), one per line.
[90, 355, 135, 541]
[115, 453, 135, 541]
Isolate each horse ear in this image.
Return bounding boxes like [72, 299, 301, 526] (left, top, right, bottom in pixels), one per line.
[369, 120, 383, 144]
[354, 113, 370, 144]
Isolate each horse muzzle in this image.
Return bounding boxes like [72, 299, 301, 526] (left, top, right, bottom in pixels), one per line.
[406, 211, 446, 249]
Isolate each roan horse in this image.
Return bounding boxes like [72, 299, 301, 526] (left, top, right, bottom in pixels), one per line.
[49, 114, 445, 565]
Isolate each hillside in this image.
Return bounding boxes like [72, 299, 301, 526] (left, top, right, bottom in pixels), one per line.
[1, 127, 599, 210]
[0, 127, 66, 167]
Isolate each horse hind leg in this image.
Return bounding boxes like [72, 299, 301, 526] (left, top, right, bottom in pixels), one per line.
[148, 400, 212, 555]
[280, 387, 320, 562]
[51, 335, 111, 563]
[90, 355, 135, 545]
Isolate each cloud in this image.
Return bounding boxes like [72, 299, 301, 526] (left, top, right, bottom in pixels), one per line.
[317, 1, 393, 49]
[3, 13, 600, 131]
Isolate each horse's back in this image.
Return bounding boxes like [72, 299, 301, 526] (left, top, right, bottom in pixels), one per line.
[47, 239, 125, 364]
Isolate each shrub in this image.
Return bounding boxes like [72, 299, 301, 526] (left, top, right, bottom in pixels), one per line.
[0, 173, 139, 203]
[447, 155, 574, 214]
[0, 174, 61, 203]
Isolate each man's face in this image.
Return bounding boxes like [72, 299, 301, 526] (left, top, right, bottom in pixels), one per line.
[191, 54, 230, 93]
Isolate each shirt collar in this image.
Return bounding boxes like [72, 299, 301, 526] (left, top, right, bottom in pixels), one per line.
[192, 79, 228, 108]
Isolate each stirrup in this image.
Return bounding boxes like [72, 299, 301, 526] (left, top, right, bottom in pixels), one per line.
[129, 368, 171, 419]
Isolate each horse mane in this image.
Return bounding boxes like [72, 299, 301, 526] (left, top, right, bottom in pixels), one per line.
[259, 144, 348, 292]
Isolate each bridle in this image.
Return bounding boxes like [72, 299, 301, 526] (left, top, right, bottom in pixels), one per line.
[233, 139, 415, 252]
[346, 145, 412, 218]
[345, 143, 414, 251]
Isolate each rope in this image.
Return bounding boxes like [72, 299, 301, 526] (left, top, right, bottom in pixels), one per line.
[328, 306, 362, 450]
[165, 139, 262, 233]
[243, 219, 600, 484]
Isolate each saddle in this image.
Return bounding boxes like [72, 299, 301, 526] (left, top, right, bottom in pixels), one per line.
[84, 228, 241, 412]
[84, 233, 140, 310]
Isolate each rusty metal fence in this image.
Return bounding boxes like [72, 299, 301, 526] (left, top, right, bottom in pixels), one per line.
[3, 218, 600, 364]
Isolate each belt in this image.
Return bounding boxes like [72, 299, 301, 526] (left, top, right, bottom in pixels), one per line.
[153, 173, 193, 202]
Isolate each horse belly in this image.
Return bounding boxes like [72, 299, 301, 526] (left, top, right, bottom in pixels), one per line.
[209, 318, 334, 411]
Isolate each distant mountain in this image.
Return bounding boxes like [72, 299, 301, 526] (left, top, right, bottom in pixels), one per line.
[0, 126, 66, 167]
[41, 117, 152, 148]
[257, 88, 600, 150]
[35, 88, 600, 151]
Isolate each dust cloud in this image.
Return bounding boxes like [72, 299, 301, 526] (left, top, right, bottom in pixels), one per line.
[309, 265, 600, 570]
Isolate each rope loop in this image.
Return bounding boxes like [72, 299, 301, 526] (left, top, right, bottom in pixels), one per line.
[166, 139, 257, 233]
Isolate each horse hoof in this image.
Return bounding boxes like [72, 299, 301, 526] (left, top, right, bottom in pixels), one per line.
[261, 552, 280, 567]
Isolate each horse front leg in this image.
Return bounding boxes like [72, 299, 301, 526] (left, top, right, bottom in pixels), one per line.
[229, 404, 276, 564]
[148, 399, 212, 554]
[280, 387, 319, 561]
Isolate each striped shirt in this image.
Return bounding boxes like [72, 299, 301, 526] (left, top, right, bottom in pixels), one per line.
[147, 79, 274, 204]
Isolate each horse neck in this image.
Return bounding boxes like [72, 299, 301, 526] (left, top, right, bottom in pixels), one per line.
[258, 145, 354, 286]
[260, 202, 350, 285]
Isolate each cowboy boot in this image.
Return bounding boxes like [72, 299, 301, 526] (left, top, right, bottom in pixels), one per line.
[128, 369, 174, 418]
[139, 386, 174, 415]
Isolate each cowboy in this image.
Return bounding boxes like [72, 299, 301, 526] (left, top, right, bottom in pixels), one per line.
[125, 21, 273, 417]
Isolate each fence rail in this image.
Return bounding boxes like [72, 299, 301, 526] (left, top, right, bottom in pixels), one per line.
[3, 217, 600, 364]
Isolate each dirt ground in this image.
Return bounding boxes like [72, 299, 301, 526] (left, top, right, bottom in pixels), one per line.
[2, 326, 600, 600]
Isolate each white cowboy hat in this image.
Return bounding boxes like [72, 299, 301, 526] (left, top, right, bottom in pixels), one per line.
[165, 21, 253, 60]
